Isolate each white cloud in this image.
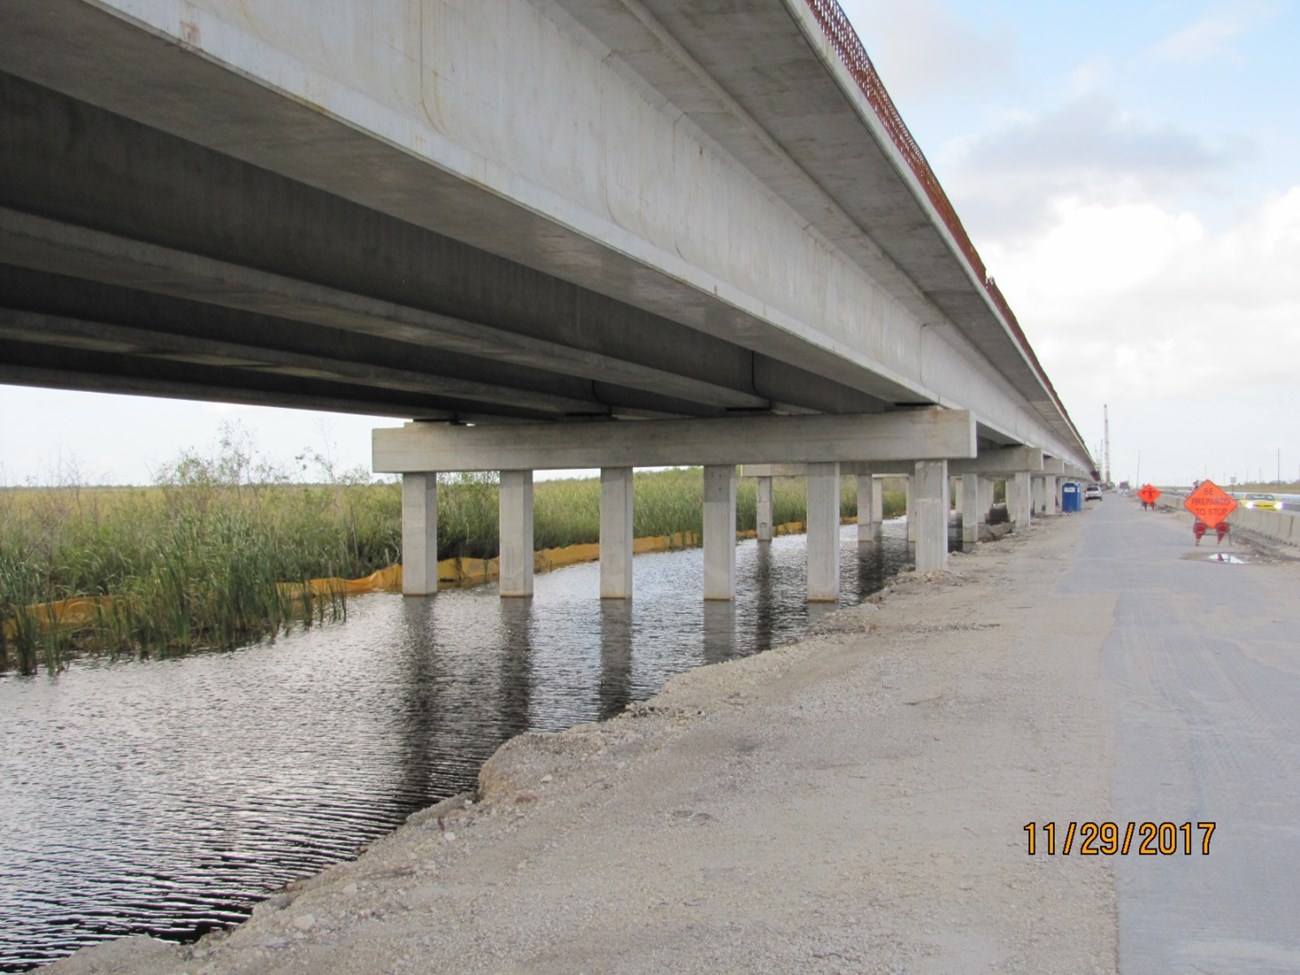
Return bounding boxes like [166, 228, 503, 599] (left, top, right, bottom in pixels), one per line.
[985, 186, 1300, 411]
[1148, 3, 1279, 65]
[837, 0, 1015, 107]
[942, 94, 1240, 243]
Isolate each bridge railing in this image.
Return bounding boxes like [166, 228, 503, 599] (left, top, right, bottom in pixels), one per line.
[801, 0, 1073, 433]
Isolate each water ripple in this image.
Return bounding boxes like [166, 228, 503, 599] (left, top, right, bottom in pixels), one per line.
[1, 525, 913, 970]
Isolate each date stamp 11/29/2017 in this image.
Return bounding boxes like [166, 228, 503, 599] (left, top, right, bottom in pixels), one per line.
[1024, 821, 1216, 856]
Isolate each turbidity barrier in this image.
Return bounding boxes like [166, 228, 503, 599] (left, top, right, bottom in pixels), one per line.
[4, 518, 855, 641]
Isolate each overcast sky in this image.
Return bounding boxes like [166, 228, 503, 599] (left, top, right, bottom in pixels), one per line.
[2, 0, 1296, 488]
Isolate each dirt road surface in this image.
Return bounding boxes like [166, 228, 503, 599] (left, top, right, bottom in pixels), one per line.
[45, 498, 1299, 974]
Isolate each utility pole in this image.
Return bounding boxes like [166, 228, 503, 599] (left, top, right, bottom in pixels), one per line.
[1103, 404, 1111, 487]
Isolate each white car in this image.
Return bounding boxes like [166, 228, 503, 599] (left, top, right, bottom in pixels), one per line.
[1084, 484, 1103, 501]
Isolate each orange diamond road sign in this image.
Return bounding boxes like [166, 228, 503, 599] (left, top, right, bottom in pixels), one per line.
[1183, 479, 1237, 525]
[1137, 484, 1161, 505]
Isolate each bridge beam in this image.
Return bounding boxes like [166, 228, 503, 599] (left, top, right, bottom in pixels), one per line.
[947, 447, 1045, 476]
[374, 410, 976, 473]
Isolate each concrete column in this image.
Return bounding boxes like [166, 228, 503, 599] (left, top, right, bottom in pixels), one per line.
[1032, 476, 1046, 514]
[960, 473, 982, 547]
[703, 465, 737, 601]
[401, 472, 438, 596]
[980, 478, 995, 523]
[872, 475, 885, 523]
[855, 473, 879, 544]
[1044, 475, 1059, 516]
[1012, 471, 1033, 530]
[600, 467, 634, 599]
[807, 462, 841, 602]
[914, 460, 949, 572]
[906, 476, 917, 542]
[499, 469, 534, 598]
[756, 475, 773, 543]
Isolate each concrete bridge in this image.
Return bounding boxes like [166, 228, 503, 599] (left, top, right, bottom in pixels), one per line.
[0, 0, 1094, 602]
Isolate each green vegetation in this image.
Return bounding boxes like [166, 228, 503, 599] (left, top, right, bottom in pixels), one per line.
[1, 430, 906, 675]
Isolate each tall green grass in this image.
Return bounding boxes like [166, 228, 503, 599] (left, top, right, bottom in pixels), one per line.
[1, 440, 906, 675]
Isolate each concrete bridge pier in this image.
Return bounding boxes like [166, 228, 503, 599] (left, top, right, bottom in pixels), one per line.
[913, 460, 950, 572]
[600, 467, 634, 599]
[981, 478, 996, 525]
[402, 473, 439, 596]
[756, 475, 774, 543]
[906, 476, 918, 543]
[960, 473, 983, 547]
[856, 473, 881, 544]
[1032, 476, 1046, 516]
[806, 462, 841, 602]
[499, 470, 535, 598]
[1011, 471, 1034, 530]
[703, 465, 737, 601]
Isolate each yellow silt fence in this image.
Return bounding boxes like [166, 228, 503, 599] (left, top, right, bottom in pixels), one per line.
[4, 519, 853, 643]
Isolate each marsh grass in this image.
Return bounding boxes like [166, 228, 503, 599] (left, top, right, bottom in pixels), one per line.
[2, 447, 907, 675]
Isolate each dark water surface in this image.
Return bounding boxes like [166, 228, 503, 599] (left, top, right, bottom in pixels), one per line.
[1, 524, 912, 970]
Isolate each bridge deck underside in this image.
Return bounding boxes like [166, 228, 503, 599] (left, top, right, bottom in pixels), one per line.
[0, 0, 1088, 472]
[1, 71, 898, 424]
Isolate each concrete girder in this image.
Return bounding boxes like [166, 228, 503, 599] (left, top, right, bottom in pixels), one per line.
[948, 447, 1045, 475]
[0, 309, 604, 417]
[373, 410, 976, 473]
[0, 207, 775, 416]
[0, 5, 1093, 470]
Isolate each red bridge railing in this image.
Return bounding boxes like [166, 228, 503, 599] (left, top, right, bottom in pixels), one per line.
[800, 0, 1074, 430]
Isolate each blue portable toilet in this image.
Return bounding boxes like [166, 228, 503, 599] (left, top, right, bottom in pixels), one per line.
[1061, 482, 1082, 512]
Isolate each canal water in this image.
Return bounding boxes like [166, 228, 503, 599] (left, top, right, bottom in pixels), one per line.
[0, 523, 914, 971]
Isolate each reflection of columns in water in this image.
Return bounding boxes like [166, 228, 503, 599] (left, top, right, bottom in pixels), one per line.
[701, 600, 737, 665]
[393, 596, 442, 802]
[748, 540, 777, 653]
[597, 600, 635, 721]
[855, 526, 888, 593]
[494, 598, 535, 742]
